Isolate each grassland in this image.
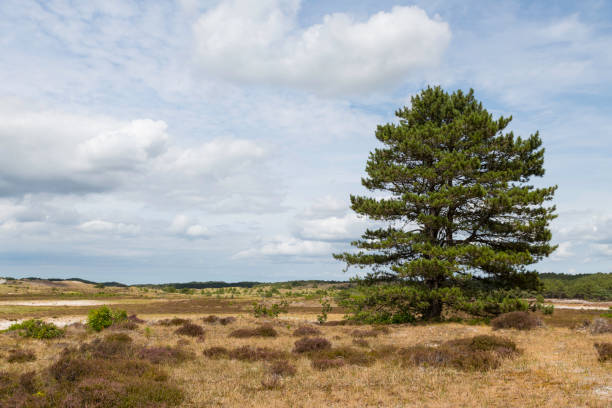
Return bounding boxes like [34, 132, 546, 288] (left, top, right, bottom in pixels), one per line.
[0, 279, 611, 407]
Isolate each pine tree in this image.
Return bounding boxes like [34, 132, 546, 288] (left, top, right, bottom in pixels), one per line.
[334, 87, 557, 320]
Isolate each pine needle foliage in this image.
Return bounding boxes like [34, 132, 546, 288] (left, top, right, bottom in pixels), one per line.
[335, 87, 557, 320]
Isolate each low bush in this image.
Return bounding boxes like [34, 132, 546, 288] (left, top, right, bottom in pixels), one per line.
[7, 319, 65, 339]
[230, 324, 277, 338]
[158, 317, 190, 326]
[110, 320, 138, 330]
[137, 346, 193, 365]
[351, 329, 379, 338]
[228, 346, 288, 362]
[293, 337, 331, 353]
[202, 315, 219, 323]
[311, 358, 346, 370]
[253, 300, 289, 318]
[79, 335, 134, 359]
[203, 346, 229, 359]
[6, 349, 36, 363]
[219, 316, 236, 325]
[292, 325, 321, 336]
[174, 323, 205, 337]
[594, 343, 612, 362]
[268, 360, 296, 377]
[400, 334, 519, 371]
[352, 338, 369, 348]
[590, 318, 612, 334]
[128, 314, 145, 323]
[311, 346, 376, 367]
[490, 311, 541, 330]
[87, 306, 128, 332]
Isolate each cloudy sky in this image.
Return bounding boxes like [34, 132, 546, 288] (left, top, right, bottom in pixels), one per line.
[0, 0, 610, 284]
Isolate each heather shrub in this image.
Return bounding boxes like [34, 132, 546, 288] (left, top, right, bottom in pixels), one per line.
[87, 306, 127, 332]
[137, 346, 193, 364]
[18, 371, 37, 394]
[128, 314, 145, 323]
[158, 317, 190, 326]
[230, 324, 277, 338]
[312, 346, 376, 367]
[352, 338, 369, 348]
[228, 346, 288, 362]
[202, 315, 219, 323]
[219, 316, 236, 325]
[110, 320, 139, 330]
[351, 329, 379, 338]
[174, 323, 205, 337]
[203, 346, 229, 359]
[590, 318, 612, 334]
[311, 358, 346, 370]
[491, 311, 541, 330]
[400, 335, 519, 371]
[292, 325, 321, 336]
[594, 343, 612, 362]
[6, 349, 36, 363]
[293, 337, 331, 353]
[7, 319, 64, 339]
[268, 360, 296, 377]
[79, 336, 133, 359]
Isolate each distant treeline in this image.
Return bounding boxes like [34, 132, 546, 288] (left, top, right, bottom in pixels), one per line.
[21, 277, 128, 287]
[138, 280, 345, 290]
[539, 272, 612, 301]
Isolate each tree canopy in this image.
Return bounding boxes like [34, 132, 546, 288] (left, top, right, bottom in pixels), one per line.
[334, 87, 557, 320]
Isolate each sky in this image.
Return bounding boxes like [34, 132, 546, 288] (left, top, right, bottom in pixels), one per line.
[0, 0, 611, 284]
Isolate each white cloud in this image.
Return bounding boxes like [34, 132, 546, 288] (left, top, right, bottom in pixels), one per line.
[294, 212, 366, 242]
[78, 220, 140, 235]
[234, 236, 332, 258]
[169, 214, 209, 239]
[193, 1, 450, 94]
[550, 241, 574, 261]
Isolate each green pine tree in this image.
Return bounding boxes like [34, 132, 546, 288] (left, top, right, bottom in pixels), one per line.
[334, 87, 557, 320]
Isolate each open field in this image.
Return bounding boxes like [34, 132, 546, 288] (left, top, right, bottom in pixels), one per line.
[0, 279, 611, 407]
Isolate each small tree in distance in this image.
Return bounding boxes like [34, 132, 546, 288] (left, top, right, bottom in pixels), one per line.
[334, 87, 557, 322]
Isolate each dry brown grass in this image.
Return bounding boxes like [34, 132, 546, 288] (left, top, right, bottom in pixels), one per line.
[1, 303, 612, 407]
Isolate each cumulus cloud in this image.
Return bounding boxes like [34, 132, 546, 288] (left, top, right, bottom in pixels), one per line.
[234, 236, 332, 259]
[169, 214, 209, 239]
[78, 220, 140, 235]
[0, 104, 280, 213]
[193, 1, 451, 94]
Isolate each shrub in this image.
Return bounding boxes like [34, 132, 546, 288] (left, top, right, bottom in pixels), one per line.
[203, 347, 229, 359]
[202, 315, 219, 323]
[228, 346, 288, 362]
[292, 325, 321, 336]
[293, 337, 331, 353]
[6, 349, 36, 363]
[158, 317, 190, 326]
[253, 300, 289, 318]
[174, 323, 205, 337]
[87, 306, 127, 332]
[311, 346, 376, 367]
[7, 319, 64, 339]
[590, 318, 612, 334]
[128, 314, 145, 323]
[352, 338, 369, 348]
[594, 343, 612, 362]
[137, 346, 192, 364]
[79, 335, 133, 359]
[219, 316, 236, 325]
[311, 358, 346, 370]
[268, 360, 296, 377]
[110, 320, 139, 330]
[491, 311, 541, 330]
[351, 329, 379, 338]
[400, 335, 519, 371]
[229, 325, 277, 338]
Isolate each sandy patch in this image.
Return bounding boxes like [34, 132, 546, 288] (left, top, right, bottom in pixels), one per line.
[0, 300, 112, 307]
[0, 316, 85, 330]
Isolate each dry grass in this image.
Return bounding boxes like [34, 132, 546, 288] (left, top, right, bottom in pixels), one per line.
[1, 300, 612, 407]
[229, 324, 277, 338]
[594, 343, 612, 362]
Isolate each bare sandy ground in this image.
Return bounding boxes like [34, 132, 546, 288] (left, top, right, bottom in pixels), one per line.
[0, 316, 85, 330]
[0, 300, 112, 307]
[548, 299, 612, 311]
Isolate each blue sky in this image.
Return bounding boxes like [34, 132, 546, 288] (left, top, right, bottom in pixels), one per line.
[0, 0, 610, 284]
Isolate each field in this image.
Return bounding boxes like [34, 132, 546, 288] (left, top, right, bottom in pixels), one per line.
[0, 279, 611, 407]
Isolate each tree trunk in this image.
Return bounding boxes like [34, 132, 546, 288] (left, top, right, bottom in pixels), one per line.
[425, 297, 443, 320]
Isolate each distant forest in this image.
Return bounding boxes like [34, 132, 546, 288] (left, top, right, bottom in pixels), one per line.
[9, 273, 612, 301]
